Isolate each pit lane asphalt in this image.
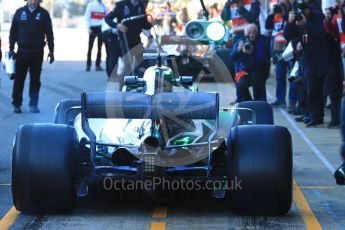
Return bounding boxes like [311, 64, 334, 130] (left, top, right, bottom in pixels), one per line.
[1, 29, 345, 230]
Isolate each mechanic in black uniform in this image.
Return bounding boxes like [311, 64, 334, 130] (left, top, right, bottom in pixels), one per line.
[102, 17, 121, 81]
[9, 0, 54, 113]
[105, 0, 152, 88]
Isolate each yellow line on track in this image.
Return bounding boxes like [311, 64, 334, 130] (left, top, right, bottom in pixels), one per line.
[293, 180, 322, 230]
[150, 206, 167, 230]
[150, 222, 167, 230]
[0, 206, 20, 230]
[152, 206, 168, 218]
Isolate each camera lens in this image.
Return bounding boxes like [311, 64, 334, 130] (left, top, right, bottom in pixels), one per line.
[244, 43, 252, 50]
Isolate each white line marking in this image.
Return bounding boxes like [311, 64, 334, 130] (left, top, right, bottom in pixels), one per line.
[0, 184, 11, 186]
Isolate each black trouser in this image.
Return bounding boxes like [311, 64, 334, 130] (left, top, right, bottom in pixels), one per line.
[324, 73, 343, 123]
[12, 49, 43, 107]
[306, 74, 326, 122]
[102, 30, 121, 78]
[87, 26, 103, 68]
[295, 78, 308, 112]
[238, 71, 267, 101]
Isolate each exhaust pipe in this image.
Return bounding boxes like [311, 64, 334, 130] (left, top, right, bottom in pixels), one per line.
[142, 136, 160, 152]
[111, 148, 137, 166]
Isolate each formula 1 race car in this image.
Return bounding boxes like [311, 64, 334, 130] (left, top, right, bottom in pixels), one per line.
[11, 53, 292, 216]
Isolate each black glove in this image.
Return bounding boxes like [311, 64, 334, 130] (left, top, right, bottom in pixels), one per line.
[48, 52, 54, 64]
[9, 50, 16, 59]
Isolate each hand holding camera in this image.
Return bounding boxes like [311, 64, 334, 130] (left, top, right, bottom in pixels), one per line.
[295, 13, 307, 26]
[237, 38, 253, 54]
[324, 7, 337, 22]
[288, 11, 296, 23]
[242, 38, 253, 54]
[293, 0, 307, 24]
[296, 41, 303, 52]
[324, 8, 332, 22]
[243, 42, 253, 54]
[237, 40, 244, 52]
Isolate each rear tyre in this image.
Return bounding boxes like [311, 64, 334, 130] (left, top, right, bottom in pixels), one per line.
[54, 99, 81, 125]
[12, 124, 79, 213]
[234, 101, 274, 124]
[227, 125, 292, 215]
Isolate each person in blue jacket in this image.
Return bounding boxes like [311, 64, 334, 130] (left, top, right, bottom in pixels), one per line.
[230, 23, 270, 101]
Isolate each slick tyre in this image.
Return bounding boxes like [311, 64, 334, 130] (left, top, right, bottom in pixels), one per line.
[227, 125, 292, 215]
[234, 101, 274, 124]
[54, 99, 81, 125]
[12, 124, 79, 214]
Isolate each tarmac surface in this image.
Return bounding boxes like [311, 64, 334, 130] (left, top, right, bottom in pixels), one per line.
[0, 28, 344, 230]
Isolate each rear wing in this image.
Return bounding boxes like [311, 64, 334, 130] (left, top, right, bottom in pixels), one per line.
[80, 91, 219, 172]
[81, 92, 151, 119]
[152, 92, 218, 120]
[81, 91, 218, 120]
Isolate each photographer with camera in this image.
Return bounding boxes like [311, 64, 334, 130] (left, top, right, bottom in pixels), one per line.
[284, 0, 329, 127]
[266, 0, 297, 108]
[230, 23, 270, 101]
[322, 6, 343, 128]
[221, 0, 261, 104]
[286, 0, 322, 119]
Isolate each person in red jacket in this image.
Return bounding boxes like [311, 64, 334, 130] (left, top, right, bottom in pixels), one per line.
[85, 0, 107, 71]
